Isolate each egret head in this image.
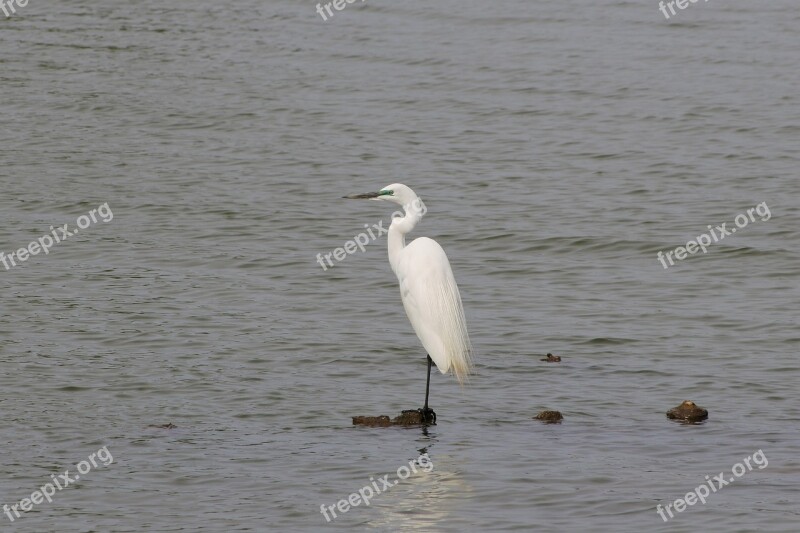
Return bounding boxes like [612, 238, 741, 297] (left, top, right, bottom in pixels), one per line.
[344, 183, 420, 208]
[344, 183, 428, 224]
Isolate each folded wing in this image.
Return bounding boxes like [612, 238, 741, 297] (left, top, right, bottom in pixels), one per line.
[394, 237, 473, 384]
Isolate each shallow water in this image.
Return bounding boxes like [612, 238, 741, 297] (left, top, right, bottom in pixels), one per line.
[1, 0, 798, 531]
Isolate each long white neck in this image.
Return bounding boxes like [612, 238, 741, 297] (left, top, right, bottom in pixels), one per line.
[388, 198, 426, 274]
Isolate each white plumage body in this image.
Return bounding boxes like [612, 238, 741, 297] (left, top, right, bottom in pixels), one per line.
[391, 235, 473, 383]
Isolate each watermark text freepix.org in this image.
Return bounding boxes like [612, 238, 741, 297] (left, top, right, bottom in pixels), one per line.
[316, 0, 367, 21]
[656, 449, 767, 522]
[0, 0, 29, 18]
[320, 453, 433, 522]
[3, 445, 114, 522]
[657, 201, 770, 269]
[1, 202, 113, 271]
[659, 0, 709, 21]
[316, 197, 426, 271]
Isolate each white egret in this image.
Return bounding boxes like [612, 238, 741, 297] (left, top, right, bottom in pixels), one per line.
[345, 184, 473, 424]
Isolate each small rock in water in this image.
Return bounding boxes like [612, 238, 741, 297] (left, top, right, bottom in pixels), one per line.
[352, 410, 427, 427]
[352, 415, 392, 427]
[147, 423, 177, 429]
[392, 410, 425, 425]
[666, 400, 708, 423]
[541, 353, 561, 362]
[534, 410, 563, 423]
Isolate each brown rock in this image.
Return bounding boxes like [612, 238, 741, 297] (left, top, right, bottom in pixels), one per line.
[352, 415, 392, 427]
[352, 410, 429, 427]
[534, 410, 563, 423]
[666, 400, 708, 423]
[392, 410, 424, 426]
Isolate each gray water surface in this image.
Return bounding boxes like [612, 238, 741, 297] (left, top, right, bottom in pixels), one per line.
[1, 0, 799, 531]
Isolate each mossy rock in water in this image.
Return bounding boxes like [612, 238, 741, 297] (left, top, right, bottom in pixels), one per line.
[352, 410, 427, 427]
[352, 415, 393, 427]
[666, 400, 708, 423]
[147, 423, 177, 429]
[392, 410, 425, 425]
[534, 410, 563, 423]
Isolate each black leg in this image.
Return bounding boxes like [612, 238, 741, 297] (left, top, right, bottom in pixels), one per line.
[419, 355, 436, 424]
[423, 355, 432, 410]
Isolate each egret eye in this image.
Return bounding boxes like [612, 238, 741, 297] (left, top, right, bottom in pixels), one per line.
[378, 190, 394, 196]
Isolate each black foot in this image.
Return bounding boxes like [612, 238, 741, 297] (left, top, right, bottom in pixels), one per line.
[418, 407, 437, 425]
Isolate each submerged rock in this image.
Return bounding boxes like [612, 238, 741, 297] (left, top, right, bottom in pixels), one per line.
[392, 410, 425, 425]
[534, 410, 563, 423]
[541, 353, 562, 363]
[352, 415, 392, 427]
[353, 410, 429, 427]
[666, 400, 708, 423]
